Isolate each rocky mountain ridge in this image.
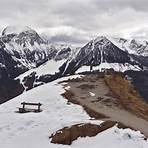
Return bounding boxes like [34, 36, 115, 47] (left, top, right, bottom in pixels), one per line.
[0, 26, 72, 79]
[58, 36, 145, 75]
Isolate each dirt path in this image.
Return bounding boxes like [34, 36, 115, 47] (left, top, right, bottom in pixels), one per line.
[61, 74, 148, 137]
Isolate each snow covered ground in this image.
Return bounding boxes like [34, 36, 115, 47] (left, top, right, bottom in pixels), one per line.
[76, 62, 141, 74]
[0, 75, 148, 148]
[16, 59, 66, 82]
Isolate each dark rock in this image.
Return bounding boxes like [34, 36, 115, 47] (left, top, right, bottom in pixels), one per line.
[0, 78, 24, 104]
[23, 72, 37, 91]
[125, 70, 148, 103]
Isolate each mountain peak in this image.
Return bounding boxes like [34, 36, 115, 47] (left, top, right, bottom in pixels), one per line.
[2, 25, 32, 36]
[94, 36, 107, 42]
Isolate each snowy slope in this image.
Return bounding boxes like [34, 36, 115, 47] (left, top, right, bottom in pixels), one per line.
[0, 75, 147, 148]
[15, 59, 67, 91]
[76, 63, 141, 73]
[17, 59, 66, 82]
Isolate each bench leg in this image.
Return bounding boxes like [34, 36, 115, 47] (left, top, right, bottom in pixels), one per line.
[19, 108, 26, 113]
[38, 106, 40, 112]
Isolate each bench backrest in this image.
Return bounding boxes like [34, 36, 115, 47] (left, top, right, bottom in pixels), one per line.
[21, 102, 42, 106]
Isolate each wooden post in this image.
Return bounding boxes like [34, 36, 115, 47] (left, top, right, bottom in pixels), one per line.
[90, 65, 93, 72]
[22, 102, 25, 109]
[38, 103, 41, 112]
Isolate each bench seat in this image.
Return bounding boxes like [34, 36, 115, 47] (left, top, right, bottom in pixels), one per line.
[18, 107, 42, 113]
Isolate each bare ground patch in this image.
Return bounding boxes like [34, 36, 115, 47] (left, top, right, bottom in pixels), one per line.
[61, 90, 107, 119]
[77, 84, 96, 90]
[49, 121, 116, 145]
[104, 74, 148, 121]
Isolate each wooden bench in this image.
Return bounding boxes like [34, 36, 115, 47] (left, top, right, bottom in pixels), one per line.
[18, 102, 42, 113]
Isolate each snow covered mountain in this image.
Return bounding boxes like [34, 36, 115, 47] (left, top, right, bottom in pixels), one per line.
[1, 26, 147, 80]
[59, 36, 143, 75]
[0, 26, 73, 103]
[16, 36, 148, 91]
[0, 26, 72, 78]
[108, 37, 148, 56]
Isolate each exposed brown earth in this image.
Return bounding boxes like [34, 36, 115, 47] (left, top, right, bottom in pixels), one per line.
[49, 121, 117, 145]
[59, 73, 148, 137]
[61, 90, 107, 119]
[104, 74, 148, 120]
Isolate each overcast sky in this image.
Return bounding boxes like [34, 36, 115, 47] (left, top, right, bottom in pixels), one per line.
[1, 0, 148, 45]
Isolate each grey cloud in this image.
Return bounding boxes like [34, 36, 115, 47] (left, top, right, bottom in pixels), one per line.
[0, 0, 148, 45]
[48, 34, 89, 45]
[93, 0, 148, 12]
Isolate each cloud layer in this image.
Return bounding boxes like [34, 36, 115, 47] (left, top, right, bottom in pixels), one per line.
[1, 0, 148, 45]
